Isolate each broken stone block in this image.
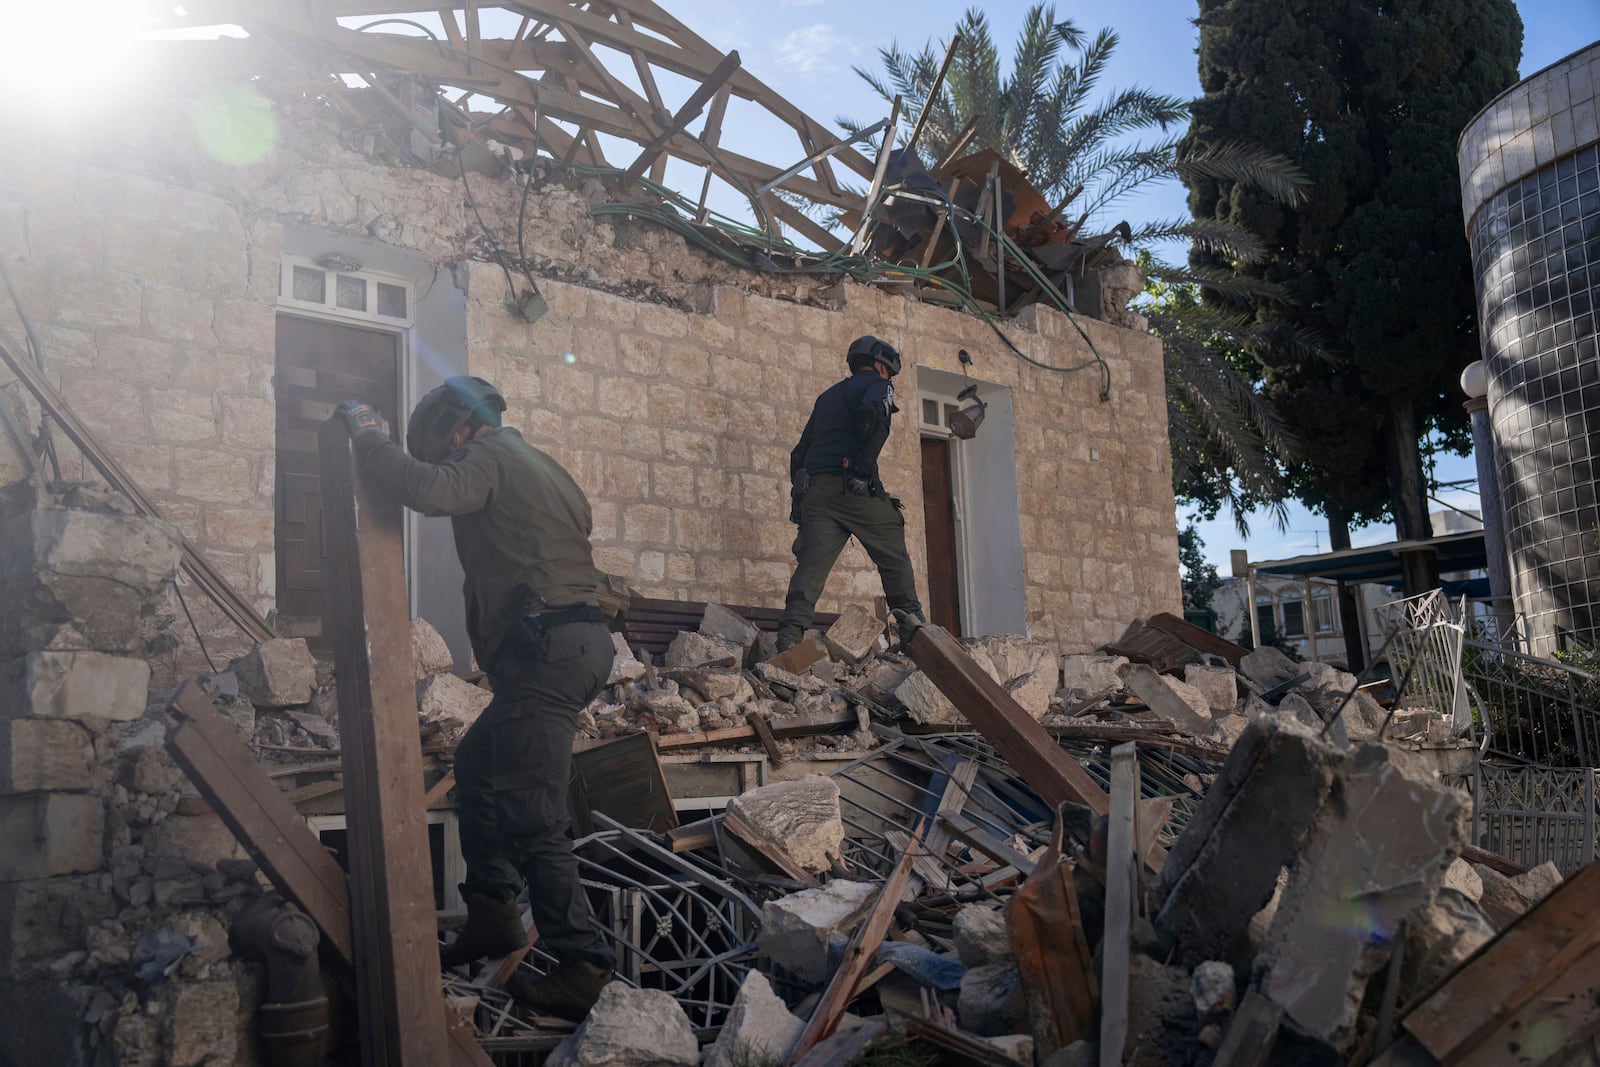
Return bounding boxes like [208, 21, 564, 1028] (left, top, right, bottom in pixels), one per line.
[1275, 692, 1328, 733]
[1060, 654, 1127, 701]
[985, 1034, 1035, 1064]
[127, 746, 185, 794]
[1119, 663, 1212, 735]
[1184, 665, 1238, 714]
[0, 873, 117, 967]
[678, 670, 753, 705]
[1005, 672, 1055, 720]
[1443, 857, 1483, 902]
[664, 630, 743, 669]
[823, 604, 884, 664]
[0, 717, 94, 792]
[701, 969, 802, 1067]
[167, 978, 239, 1067]
[725, 775, 843, 873]
[0, 792, 104, 881]
[231, 638, 317, 708]
[893, 669, 962, 725]
[960, 640, 1006, 683]
[287, 710, 340, 749]
[954, 903, 1012, 967]
[758, 879, 878, 983]
[1154, 716, 1344, 967]
[975, 635, 1059, 687]
[1190, 961, 1235, 1017]
[1239, 646, 1299, 690]
[607, 632, 646, 685]
[766, 637, 828, 674]
[546, 983, 698, 1067]
[150, 809, 247, 864]
[700, 603, 760, 649]
[2, 650, 150, 722]
[1258, 744, 1467, 1050]
[1512, 859, 1563, 906]
[641, 692, 699, 733]
[1210, 714, 1249, 748]
[411, 617, 454, 679]
[415, 673, 493, 730]
[1400, 887, 1495, 1000]
[959, 961, 1020, 1037]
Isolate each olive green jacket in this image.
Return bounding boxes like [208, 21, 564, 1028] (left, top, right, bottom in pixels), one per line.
[354, 426, 599, 668]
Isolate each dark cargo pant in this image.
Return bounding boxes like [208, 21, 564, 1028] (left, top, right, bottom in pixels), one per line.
[453, 619, 616, 969]
[777, 474, 923, 649]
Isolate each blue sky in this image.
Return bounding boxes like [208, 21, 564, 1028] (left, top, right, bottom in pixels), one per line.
[661, 0, 1599, 570]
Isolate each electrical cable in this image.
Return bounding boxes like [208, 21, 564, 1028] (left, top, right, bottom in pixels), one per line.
[353, 18, 442, 41]
[0, 258, 63, 475]
[457, 150, 520, 304]
[175, 583, 220, 675]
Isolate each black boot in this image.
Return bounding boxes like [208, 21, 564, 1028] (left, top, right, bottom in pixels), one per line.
[506, 959, 613, 1020]
[440, 893, 526, 969]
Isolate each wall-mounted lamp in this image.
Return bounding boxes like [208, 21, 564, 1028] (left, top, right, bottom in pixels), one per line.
[948, 383, 987, 440]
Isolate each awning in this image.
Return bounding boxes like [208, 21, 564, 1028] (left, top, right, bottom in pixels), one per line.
[1248, 529, 1488, 587]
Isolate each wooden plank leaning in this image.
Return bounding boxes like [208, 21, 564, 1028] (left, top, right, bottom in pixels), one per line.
[1099, 742, 1140, 1067]
[166, 679, 355, 969]
[786, 822, 927, 1064]
[319, 420, 452, 1067]
[903, 621, 1113, 818]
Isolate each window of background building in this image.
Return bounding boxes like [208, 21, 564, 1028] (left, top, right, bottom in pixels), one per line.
[1256, 599, 1276, 640]
[1313, 590, 1336, 634]
[1281, 598, 1306, 638]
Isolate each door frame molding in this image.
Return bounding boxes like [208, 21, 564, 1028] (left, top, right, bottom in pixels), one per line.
[918, 427, 975, 637]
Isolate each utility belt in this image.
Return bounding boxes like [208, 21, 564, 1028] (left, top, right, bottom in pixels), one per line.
[501, 600, 606, 665]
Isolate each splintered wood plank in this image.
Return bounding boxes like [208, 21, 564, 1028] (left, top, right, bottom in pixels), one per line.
[166, 681, 355, 969]
[1100, 743, 1140, 1067]
[320, 421, 451, 1066]
[1402, 859, 1600, 1064]
[786, 824, 925, 1064]
[750, 712, 784, 768]
[905, 623, 1111, 817]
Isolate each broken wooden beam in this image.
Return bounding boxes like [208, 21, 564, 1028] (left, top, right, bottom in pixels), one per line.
[166, 680, 356, 969]
[903, 622, 1111, 817]
[786, 824, 925, 1063]
[622, 48, 742, 186]
[1099, 743, 1140, 1067]
[320, 419, 451, 1066]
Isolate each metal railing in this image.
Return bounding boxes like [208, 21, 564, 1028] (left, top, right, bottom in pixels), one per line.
[1470, 763, 1598, 875]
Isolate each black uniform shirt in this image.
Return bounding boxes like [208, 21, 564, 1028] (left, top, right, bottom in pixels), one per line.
[791, 370, 896, 482]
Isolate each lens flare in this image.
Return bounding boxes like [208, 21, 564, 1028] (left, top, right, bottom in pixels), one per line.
[191, 84, 277, 166]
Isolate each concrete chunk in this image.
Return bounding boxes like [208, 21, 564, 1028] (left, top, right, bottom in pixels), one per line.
[1184, 664, 1238, 714]
[1190, 961, 1236, 1017]
[725, 775, 843, 873]
[700, 603, 760, 649]
[232, 638, 316, 708]
[3, 650, 150, 722]
[954, 903, 1011, 966]
[0, 792, 104, 882]
[1401, 888, 1495, 1001]
[1443, 857, 1483, 902]
[758, 880, 878, 983]
[607, 631, 646, 685]
[0, 717, 94, 792]
[415, 673, 492, 730]
[664, 630, 742, 669]
[1154, 716, 1344, 966]
[410, 617, 454, 679]
[545, 984, 698, 1067]
[823, 604, 883, 664]
[974, 634, 1059, 687]
[1061, 654, 1127, 701]
[1239, 646, 1299, 689]
[1119, 663, 1212, 735]
[1005, 671, 1055, 720]
[701, 970, 802, 1067]
[1258, 744, 1468, 1049]
[893, 669, 961, 725]
[958, 961, 1020, 1037]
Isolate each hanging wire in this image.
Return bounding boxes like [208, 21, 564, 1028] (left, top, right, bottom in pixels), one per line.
[175, 583, 220, 675]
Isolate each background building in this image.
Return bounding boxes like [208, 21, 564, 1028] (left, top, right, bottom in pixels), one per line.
[1458, 42, 1600, 655]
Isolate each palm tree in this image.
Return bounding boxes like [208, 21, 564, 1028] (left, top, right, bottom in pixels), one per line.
[846, 4, 1310, 530]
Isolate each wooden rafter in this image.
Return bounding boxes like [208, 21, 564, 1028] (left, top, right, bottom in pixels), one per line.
[160, 0, 875, 246]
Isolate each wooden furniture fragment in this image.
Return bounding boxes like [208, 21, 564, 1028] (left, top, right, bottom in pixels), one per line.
[904, 622, 1112, 817]
[320, 420, 451, 1066]
[786, 825, 926, 1063]
[569, 730, 678, 835]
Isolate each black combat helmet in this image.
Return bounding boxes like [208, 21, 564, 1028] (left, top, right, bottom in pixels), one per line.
[406, 375, 507, 462]
[846, 335, 901, 377]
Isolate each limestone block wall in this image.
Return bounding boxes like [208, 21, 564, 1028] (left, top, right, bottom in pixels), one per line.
[0, 480, 263, 1067]
[0, 93, 1179, 670]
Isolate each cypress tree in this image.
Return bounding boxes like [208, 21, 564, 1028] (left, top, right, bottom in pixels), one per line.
[1184, 0, 1522, 592]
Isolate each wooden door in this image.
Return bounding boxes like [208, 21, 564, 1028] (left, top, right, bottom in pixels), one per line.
[274, 315, 401, 648]
[920, 436, 962, 636]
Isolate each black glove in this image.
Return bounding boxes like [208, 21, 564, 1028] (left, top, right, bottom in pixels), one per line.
[845, 475, 871, 496]
[333, 400, 382, 435]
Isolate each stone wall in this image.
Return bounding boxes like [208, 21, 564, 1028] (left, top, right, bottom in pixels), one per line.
[0, 91, 1179, 672]
[0, 480, 265, 1066]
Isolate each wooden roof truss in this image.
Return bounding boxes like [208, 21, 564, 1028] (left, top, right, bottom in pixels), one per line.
[159, 1, 877, 250]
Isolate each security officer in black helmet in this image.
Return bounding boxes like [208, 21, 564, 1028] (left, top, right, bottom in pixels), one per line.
[334, 376, 615, 1020]
[775, 336, 925, 650]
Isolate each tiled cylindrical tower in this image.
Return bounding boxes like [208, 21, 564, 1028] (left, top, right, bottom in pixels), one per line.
[1458, 44, 1600, 655]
